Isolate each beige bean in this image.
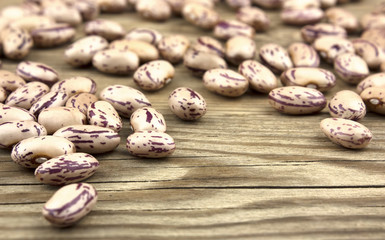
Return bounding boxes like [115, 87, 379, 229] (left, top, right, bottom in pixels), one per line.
[65, 93, 98, 115]
[334, 53, 369, 84]
[84, 19, 125, 41]
[184, 0, 216, 8]
[238, 60, 277, 93]
[0, 5, 33, 21]
[87, 101, 122, 132]
[16, 61, 59, 85]
[110, 39, 159, 63]
[51, 77, 97, 97]
[360, 87, 385, 115]
[225, 36, 256, 66]
[281, 8, 324, 26]
[99, 85, 152, 118]
[320, 118, 372, 149]
[8, 15, 55, 33]
[325, 7, 359, 33]
[38, 107, 87, 134]
[225, 0, 251, 9]
[124, 28, 163, 45]
[182, 3, 219, 29]
[203, 69, 249, 97]
[157, 35, 190, 64]
[133, 60, 174, 91]
[97, 0, 128, 13]
[126, 131, 175, 158]
[184, 49, 227, 77]
[361, 28, 385, 52]
[31, 24, 76, 48]
[168, 87, 207, 120]
[259, 43, 293, 74]
[43, 2, 82, 26]
[360, 13, 385, 30]
[29, 91, 70, 116]
[136, 0, 172, 21]
[352, 39, 385, 70]
[236, 6, 270, 32]
[313, 36, 354, 63]
[11, 136, 76, 168]
[42, 183, 97, 227]
[191, 36, 224, 57]
[5, 82, 50, 110]
[0, 120, 47, 148]
[328, 90, 366, 121]
[1, 27, 33, 60]
[282, 0, 320, 8]
[288, 42, 320, 67]
[214, 20, 255, 40]
[300, 23, 347, 44]
[0, 105, 36, 124]
[0, 87, 6, 103]
[357, 73, 385, 94]
[73, 0, 100, 21]
[0, 70, 26, 92]
[252, 0, 283, 9]
[92, 49, 139, 75]
[130, 107, 166, 131]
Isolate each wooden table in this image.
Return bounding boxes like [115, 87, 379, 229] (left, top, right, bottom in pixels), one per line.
[1, 1, 385, 239]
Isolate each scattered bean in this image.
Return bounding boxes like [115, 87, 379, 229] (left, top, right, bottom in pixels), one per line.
[38, 107, 87, 134]
[236, 6, 270, 32]
[126, 131, 176, 158]
[92, 49, 139, 75]
[252, 0, 283, 9]
[158, 35, 190, 64]
[0, 120, 47, 148]
[8, 15, 55, 33]
[130, 107, 166, 131]
[168, 87, 207, 120]
[357, 73, 385, 94]
[42, 2, 82, 26]
[51, 77, 97, 97]
[238, 60, 277, 93]
[87, 101, 122, 132]
[84, 19, 125, 41]
[313, 36, 354, 63]
[182, 3, 219, 29]
[124, 27, 163, 45]
[328, 90, 366, 121]
[226, 0, 251, 9]
[29, 91, 69, 116]
[184, 49, 227, 77]
[31, 24, 76, 48]
[0, 70, 26, 92]
[5, 81, 49, 110]
[110, 39, 159, 63]
[325, 7, 359, 33]
[191, 36, 225, 57]
[136, 0, 171, 21]
[203, 68, 249, 97]
[360, 13, 385, 30]
[16, 61, 59, 85]
[214, 20, 255, 40]
[360, 87, 385, 115]
[0, 105, 36, 124]
[334, 53, 369, 84]
[288, 42, 320, 67]
[300, 23, 347, 44]
[74, 0, 100, 21]
[259, 43, 293, 74]
[281, 8, 324, 26]
[97, 0, 128, 13]
[225, 36, 256, 66]
[352, 39, 385, 70]
[1, 27, 33, 60]
[133, 60, 174, 91]
[65, 93, 98, 115]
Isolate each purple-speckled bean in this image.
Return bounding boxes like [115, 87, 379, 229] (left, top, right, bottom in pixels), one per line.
[288, 42, 320, 67]
[65, 35, 109, 67]
[16, 61, 59, 85]
[29, 91, 69, 116]
[168, 87, 207, 120]
[0, 105, 36, 124]
[213, 20, 255, 40]
[99, 85, 152, 118]
[360, 13, 385, 30]
[352, 39, 385, 70]
[124, 28, 163, 46]
[0, 120, 47, 148]
[328, 90, 366, 121]
[1, 27, 33, 60]
[226, 0, 251, 9]
[35, 153, 99, 185]
[130, 107, 166, 131]
[334, 53, 369, 84]
[42, 183, 97, 227]
[65, 93, 98, 115]
[87, 101, 122, 132]
[184, 0, 216, 8]
[110, 39, 159, 63]
[238, 60, 278, 93]
[73, 0, 100, 21]
[84, 19, 125, 41]
[325, 7, 359, 33]
[136, 0, 171, 21]
[268, 86, 326, 115]
[320, 118, 372, 149]
[92, 49, 139, 75]
[259, 43, 293, 74]
[361, 28, 385, 52]
[182, 3, 219, 30]
[280, 67, 336, 92]
[5, 82, 49, 110]
[133, 60, 174, 91]
[236, 6, 269, 32]
[31, 23, 76, 48]
[0, 70, 26, 92]
[97, 0, 128, 13]
[360, 87, 385, 115]
[252, 0, 283, 9]
[191, 36, 225, 57]
[300, 23, 347, 44]
[225, 36, 256, 66]
[313, 36, 354, 63]
[357, 73, 385, 94]
[158, 35, 190, 64]
[282, 0, 320, 8]
[53, 125, 120, 154]
[11, 136, 76, 168]
[280, 8, 324, 26]
[51, 77, 97, 97]
[203, 68, 249, 97]
[42, 2, 82, 26]
[183, 49, 227, 77]
[38, 107, 87, 134]
[8, 15, 55, 33]
[126, 131, 175, 158]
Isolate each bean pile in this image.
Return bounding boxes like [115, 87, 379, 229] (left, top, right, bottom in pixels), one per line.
[0, 0, 383, 228]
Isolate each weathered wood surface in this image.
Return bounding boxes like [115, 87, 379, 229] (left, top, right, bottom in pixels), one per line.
[1, 0, 385, 239]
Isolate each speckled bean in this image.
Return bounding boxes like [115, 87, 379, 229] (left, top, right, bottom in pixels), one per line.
[65, 35, 109, 67]
[0, 70, 26, 92]
[97, 0, 128, 13]
[0, 120, 47, 148]
[282, 0, 320, 8]
[87, 101, 122, 132]
[183, 49, 227, 77]
[168, 87, 207, 120]
[252, 0, 283, 9]
[300, 23, 347, 44]
[130, 107, 166, 131]
[238, 60, 277, 93]
[236, 6, 270, 32]
[136, 0, 171, 21]
[191, 36, 225, 57]
[31, 24, 76, 48]
[361, 28, 385, 52]
[357, 73, 385, 94]
[11, 136, 76, 168]
[42, 183, 97, 227]
[182, 3, 219, 29]
[38, 107, 87, 134]
[53, 125, 120, 154]
[225, 36, 256, 66]
[74, 0, 100, 21]
[1, 27, 33, 60]
[360, 87, 385, 115]
[288, 42, 320, 67]
[203, 69, 249, 97]
[43, 3, 82, 26]
[259, 43, 293, 74]
[110, 39, 159, 63]
[281, 8, 324, 26]
[325, 7, 359, 33]
[320, 118, 372, 149]
[328, 90, 366, 121]
[313, 36, 354, 63]
[29, 91, 69, 116]
[5, 82, 49, 110]
[124, 28, 163, 45]
[213, 20, 255, 40]
[352, 39, 385, 70]
[334, 53, 369, 84]
[92, 49, 139, 75]
[65, 93, 98, 115]
[84, 19, 125, 41]
[268, 86, 326, 115]
[51, 77, 97, 97]
[133, 60, 174, 91]
[35, 153, 99, 185]
[157, 35, 190, 64]
[360, 13, 385, 30]
[280, 67, 336, 92]
[0, 105, 36, 123]
[8, 15, 55, 33]
[226, 0, 251, 9]
[99, 85, 152, 118]
[16, 61, 59, 85]
[126, 131, 175, 158]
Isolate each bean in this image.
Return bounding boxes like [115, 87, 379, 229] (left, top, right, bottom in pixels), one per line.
[0, 87, 7, 103]
[42, 183, 97, 227]
[126, 131, 175, 158]
[8, 15, 55, 33]
[213, 20, 255, 40]
[334, 53, 369, 84]
[236, 6, 270, 32]
[87, 101, 122, 132]
[191, 36, 225, 57]
[0, 120, 47, 148]
[11, 136, 76, 168]
[328, 90, 366, 121]
[184, 0, 216, 9]
[281, 8, 324, 26]
[360, 87, 385, 115]
[110, 39, 159, 63]
[124, 28, 163, 46]
[352, 39, 385, 70]
[84, 19, 125, 41]
[0, 105, 36, 124]
[259, 43, 293, 74]
[282, 0, 320, 8]
[38, 107, 87, 134]
[0, 70, 26, 92]
[74, 0, 100, 21]
[320, 118, 372, 149]
[300, 23, 347, 44]
[168, 87, 207, 120]
[268, 86, 326, 115]
[1, 27, 33, 60]
[92, 49, 139, 75]
[182, 3, 219, 29]
[35, 152, 99, 185]
[360, 13, 385, 30]
[252, 0, 283, 9]
[203, 68, 249, 97]
[29, 91, 69, 116]
[99, 85, 152, 118]
[325, 7, 359, 33]
[130, 107, 166, 131]
[164, 0, 185, 14]
[5, 81, 49, 110]
[226, 0, 251, 9]
[157, 35, 190, 64]
[288, 42, 320, 67]
[313, 36, 354, 63]
[225, 36, 256, 66]
[31, 23, 76, 48]
[133, 60, 174, 91]
[65, 93, 98, 115]
[136, 0, 171, 21]
[183, 49, 227, 77]
[238, 60, 277, 93]
[42, 2, 82, 26]
[16, 61, 59, 85]
[357, 73, 385, 94]
[51, 77, 97, 97]
[361, 28, 385, 52]
[97, 0, 128, 13]
[1, 5, 32, 20]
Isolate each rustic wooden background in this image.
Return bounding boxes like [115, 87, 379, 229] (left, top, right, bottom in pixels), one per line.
[1, 0, 385, 239]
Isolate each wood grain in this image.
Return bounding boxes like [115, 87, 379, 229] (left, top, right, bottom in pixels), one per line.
[1, 0, 385, 239]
